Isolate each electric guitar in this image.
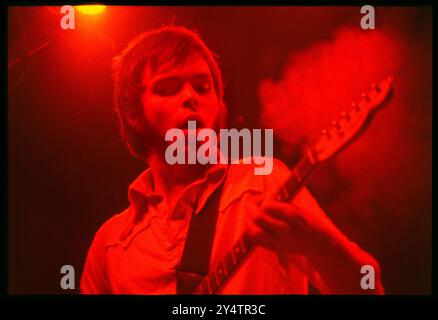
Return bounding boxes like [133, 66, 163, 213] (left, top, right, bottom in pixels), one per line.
[192, 76, 394, 294]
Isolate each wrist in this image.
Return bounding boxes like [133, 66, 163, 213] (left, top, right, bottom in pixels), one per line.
[307, 224, 355, 268]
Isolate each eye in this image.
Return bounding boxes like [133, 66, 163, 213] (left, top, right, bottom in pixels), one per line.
[192, 77, 212, 95]
[151, 77, 184, 97]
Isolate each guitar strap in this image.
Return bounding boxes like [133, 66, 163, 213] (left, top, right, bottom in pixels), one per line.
[176, 181, 224, 294]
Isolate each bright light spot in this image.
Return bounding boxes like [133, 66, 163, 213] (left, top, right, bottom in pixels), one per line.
[75, 5, 107, 15]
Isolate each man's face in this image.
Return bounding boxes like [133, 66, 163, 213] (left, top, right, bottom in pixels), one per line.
[141, 55, 222, 145]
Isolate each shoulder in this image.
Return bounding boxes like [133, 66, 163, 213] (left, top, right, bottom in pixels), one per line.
[89, 207, 136, 249]
[224, 156, 290, 189]
[82, 208, 134, 294]
[219, 157, 290, 208]
[222, 157, 321, 210]
[227, 156, 289, 176]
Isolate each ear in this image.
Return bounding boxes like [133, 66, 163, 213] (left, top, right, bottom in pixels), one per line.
[219, 102, 228, 128]
[126, 108, 145, 133]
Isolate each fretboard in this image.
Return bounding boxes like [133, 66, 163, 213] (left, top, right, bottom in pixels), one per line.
[194, 150, 317, 294]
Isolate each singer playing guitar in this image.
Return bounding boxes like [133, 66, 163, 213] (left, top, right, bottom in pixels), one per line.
[81, 26, 385, 294]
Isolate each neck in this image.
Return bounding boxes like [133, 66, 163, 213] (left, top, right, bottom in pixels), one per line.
[148, 151, 210, 208]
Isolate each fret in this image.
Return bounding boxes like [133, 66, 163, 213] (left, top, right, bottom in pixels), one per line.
[222, 260, 229, 277]
[276, 152, 316, 203]
[224, 253, 234, 275]
[218, 261, 228, 277]
[216, 261, 227, 283]
[277, 175, 299, 202]
[241, 233, 252, 253]
[233, 241, 243, 260]
[282, 184, 291, 200]
[295, 150, 315, 180]
[276, 183, 292, 202]
[284, 174, 299, 191]
[276, 185, 285, 201]
[230, 249, 237, 265]
[239, 238, 247, 255]
[292, 168, 303, 182]
[239, 239, 246, 257]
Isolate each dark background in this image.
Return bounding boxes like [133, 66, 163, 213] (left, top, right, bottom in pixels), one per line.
[8, 6, 432, 294]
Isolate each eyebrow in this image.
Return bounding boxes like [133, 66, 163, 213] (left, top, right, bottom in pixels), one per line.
[152, 73, 212, 83]
[192, 73, 211, 80]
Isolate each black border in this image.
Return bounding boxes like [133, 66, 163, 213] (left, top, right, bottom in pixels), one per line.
[2, 0, 436, 314]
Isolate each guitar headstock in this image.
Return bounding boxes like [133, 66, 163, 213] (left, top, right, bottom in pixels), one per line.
[313, 75, 394, 162]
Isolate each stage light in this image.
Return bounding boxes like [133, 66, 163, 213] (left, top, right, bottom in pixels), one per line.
[75, 5, 107, 15]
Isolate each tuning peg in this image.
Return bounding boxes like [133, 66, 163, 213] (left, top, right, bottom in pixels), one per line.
[331, 120, 341, 130]
[361, 92, 370, 102]
[321, 129, 330, 137]
[371, 83, 380, 93]
[341, 111, 349, 120]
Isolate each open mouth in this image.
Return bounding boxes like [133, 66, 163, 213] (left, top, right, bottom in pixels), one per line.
[178, 114, 205, 129]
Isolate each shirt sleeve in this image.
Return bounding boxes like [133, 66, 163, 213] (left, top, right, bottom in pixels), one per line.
[80, 223, 111, 294]
[278, 188, 331, 294]
[266, 160, 332, 293]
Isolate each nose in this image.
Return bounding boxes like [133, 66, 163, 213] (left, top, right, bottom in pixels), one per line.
[180, 82, 199, 110]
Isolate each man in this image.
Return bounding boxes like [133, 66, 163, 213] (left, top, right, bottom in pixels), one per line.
[80, 26, 384, 294]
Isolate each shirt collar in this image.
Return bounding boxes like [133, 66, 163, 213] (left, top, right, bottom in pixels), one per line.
[127, 163, 228, 220]
[112, 160, 267, 248]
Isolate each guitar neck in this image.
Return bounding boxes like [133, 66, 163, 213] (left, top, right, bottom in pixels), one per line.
[194, 150, 317, 294]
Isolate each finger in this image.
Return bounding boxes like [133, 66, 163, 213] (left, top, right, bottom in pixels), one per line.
[246, 195, 265, 217]
[253, 194, 265, 206]
[262, 200, 307, 223]
[253, 212, 291, 235]
[246, 198, 262, 221]
[246, 198, 292, 234]
[248, 223, 280, 250]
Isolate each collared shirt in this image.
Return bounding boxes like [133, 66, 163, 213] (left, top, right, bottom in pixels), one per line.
[80, 158, 329, 294]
